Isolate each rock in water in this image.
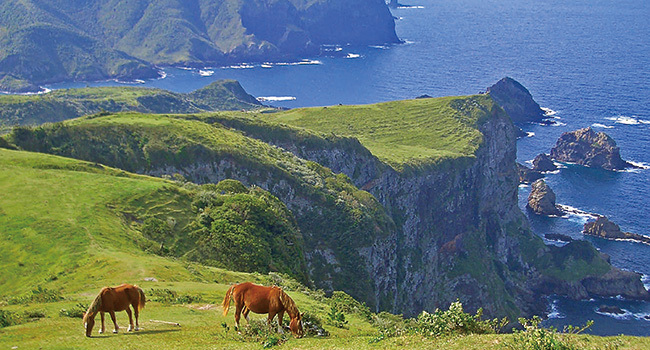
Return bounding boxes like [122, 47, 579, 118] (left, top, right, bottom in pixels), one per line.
[597, 305, 625, 314]
[517, 163, 543, 184]
[549, 127, 633, 170]
[584, 216, 650, 245]
[527, 179, 563, 216]
[532, 153, 557, 172]
[486, 77, 545, 124]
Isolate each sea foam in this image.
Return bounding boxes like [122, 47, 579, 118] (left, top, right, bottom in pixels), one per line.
[257, 96, 297, 102]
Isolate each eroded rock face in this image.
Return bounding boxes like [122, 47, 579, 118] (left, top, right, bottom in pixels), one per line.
[527, 179, 562, 216]
[549, 127, 632, 170]
[517, 163, 543, 184]
[486, 77, 545, 124]
[582, 268, 650, 300]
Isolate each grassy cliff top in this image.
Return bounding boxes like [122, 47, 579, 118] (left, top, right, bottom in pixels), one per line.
[265, 94, 504, 169]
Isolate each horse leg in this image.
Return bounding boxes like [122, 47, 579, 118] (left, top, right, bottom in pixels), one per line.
[267, 311, 277, 332]
[109, 310, 119, 333]
[99, 312, 105, 334]
[277, 310, 285, 334]
[125, 307, 134, 332]
[234, 304, 243, 333]
[242, 306, 251, 325]
[134, 304, 140, 331]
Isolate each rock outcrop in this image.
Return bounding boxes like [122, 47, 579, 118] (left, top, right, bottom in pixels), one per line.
[584, 216, 650, 245]
[532, 153, 557, 172]
[549, 127, 634, 171]
[527, 179, 563, 216]
[582, 268, 650, 300]
[486, 77, 545, 124]
[517, 163, 543, 184]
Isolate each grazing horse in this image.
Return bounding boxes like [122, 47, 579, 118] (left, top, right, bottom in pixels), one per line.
[222, 282, 304, 338]
[83, 284, 146, 337]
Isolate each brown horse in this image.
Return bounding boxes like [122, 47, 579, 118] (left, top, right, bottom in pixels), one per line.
[222, 282, 304, 338]
[83, 284, 146, 337]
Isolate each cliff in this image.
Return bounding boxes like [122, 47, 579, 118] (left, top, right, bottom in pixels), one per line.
[0, 0, 399, 92]
[549, 127, 633, 171]
[7, 91, 648, 319]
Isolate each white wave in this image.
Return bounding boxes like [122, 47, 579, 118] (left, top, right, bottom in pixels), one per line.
[397, 5, 425, 9]
[544, 169, 560, 175]
[557, 204, 599, 223]
[541, 107, 558, 117]
[627, 161, 650, 170]
[225, 64, 254, 69]
[345, 53, 361, 59]
[605, 115, 650, 125]
[369, 45, 389, 49]
[134, 79, 145, 84]
[592, 123, 614, 129]
[158, 70, 168, 79]
[261, 64, 273, 68]
[633, 312, 650, 321]
[198, 70, 214, 77]
[642, 274, 650, 290]
[518, 184, 529, 188]
[1, 86, 53, 95]
[275, 59, 323, 66]
[178, 67, 194, 71]
[257, 96, 297, 102]
[551, 121, 567, 126]
[547, 298, 565, 319]
[526, 132, 535, 137]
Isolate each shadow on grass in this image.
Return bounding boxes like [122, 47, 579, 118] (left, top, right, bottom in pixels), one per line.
[123, 329, 182, 336]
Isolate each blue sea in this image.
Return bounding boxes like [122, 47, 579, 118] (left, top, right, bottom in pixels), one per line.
[47, 0, 650, 336]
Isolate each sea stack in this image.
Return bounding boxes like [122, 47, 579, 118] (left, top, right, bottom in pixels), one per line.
[486, 77, 546, 124]
[584, 216, 650, 245]
[532, 153, 558, 172]
[527, 179, 563, 216]
[549, 127, 634, 171]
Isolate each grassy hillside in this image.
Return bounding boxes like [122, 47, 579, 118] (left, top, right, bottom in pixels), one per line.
[5, 112, 395, 306]
[0, 80, 262, 131]
[265, 95, 498, 170]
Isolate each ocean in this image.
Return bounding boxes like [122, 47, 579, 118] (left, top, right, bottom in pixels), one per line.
[47, 0, 650, 336]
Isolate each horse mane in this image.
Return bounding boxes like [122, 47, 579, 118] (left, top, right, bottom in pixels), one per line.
[278, 289, 299, 318]
[83, 291, 103, 322]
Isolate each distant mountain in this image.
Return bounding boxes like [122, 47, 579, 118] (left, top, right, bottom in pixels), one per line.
[0, 0, 399, 92]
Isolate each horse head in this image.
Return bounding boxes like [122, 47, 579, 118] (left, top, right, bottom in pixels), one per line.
[83, 312, 95, 337]
[289, 312, 305, 338]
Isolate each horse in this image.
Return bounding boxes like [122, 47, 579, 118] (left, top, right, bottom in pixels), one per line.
[82, 284, 146, 337]
[222, 282, 304, 338]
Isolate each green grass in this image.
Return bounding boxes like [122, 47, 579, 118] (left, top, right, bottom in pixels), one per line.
[265, 95, 504, 170]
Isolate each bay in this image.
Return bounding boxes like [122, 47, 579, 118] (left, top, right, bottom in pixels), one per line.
[47, 0, 650, 336]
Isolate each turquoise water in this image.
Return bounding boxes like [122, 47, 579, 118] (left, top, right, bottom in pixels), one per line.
[47, 0, 650, 336]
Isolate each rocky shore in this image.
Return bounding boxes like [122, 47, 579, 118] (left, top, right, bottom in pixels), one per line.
[584, 216, 650, 245]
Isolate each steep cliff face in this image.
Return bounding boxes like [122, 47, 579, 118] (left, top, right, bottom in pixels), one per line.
[487, 77, 545, 124]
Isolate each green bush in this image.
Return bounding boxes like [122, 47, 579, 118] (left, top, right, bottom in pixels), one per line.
[8, 286, 63, 304]
[503, 316, 619, 350]
[148, 289, 203, 304]
[59, 303, 89, 318]
[412, 300, 507, 337]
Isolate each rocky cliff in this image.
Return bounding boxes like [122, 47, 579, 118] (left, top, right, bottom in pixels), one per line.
[584, 216, 650, 245]
[527, 179, 563, 216]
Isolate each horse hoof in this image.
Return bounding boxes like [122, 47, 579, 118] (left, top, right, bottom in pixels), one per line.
[98, 330, 103, 334]
[113, 330, 118, 334]
[134, 327, 140, 331]
[127, 326, 133, 332]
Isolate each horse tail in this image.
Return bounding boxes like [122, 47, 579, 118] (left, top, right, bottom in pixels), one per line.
[222, 285, 235, 316]
[83, 289, 104, 323]
[136, 285, 146, 312]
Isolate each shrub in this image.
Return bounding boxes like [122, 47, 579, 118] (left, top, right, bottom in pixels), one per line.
[503, 316, 619, 350]
[59, 303, 88, 318]
[8, 286, 63, 304]
[412, 300, 507, 337]
[148, 289, 203, 304]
